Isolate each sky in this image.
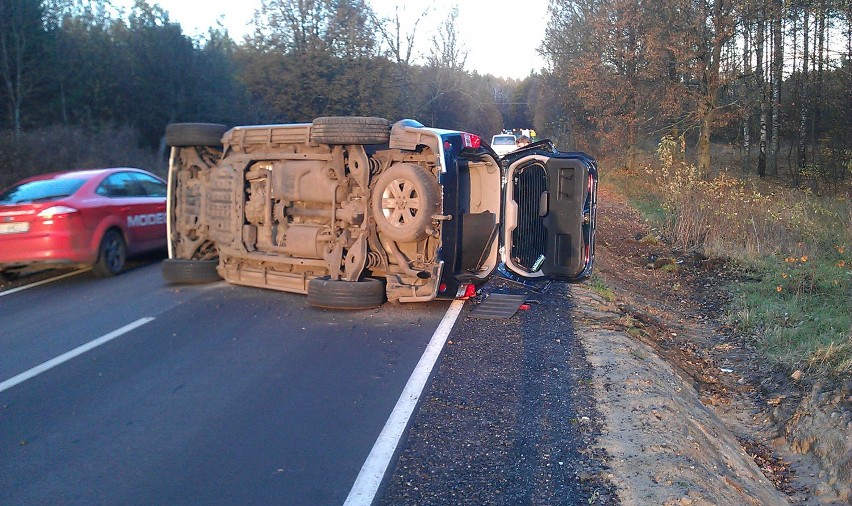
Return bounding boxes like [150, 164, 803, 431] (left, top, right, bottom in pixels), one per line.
[128, 0, 550, 80]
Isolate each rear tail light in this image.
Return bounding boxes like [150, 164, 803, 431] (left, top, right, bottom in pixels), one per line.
[461, 133, 481, 150]
[37, 205, 78, 219]
[456, 283, 477, 299]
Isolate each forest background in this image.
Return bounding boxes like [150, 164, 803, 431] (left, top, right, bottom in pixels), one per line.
[0, 0, 850, 377]
[0, 0, 849, 184]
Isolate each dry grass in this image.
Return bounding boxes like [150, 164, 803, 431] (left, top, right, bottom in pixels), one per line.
[641, 162, 850, 261]
[607, 153, 852, 377]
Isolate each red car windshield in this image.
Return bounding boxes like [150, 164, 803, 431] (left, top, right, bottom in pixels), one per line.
[0, 178, 87, 204]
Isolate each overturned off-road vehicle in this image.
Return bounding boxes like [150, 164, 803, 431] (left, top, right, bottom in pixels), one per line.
[162, 117, 597, 309]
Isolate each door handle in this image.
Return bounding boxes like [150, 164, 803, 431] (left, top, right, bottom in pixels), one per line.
[538, 192, 549, 217]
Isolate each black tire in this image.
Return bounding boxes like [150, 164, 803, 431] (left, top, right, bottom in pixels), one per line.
[92, 229, 127, 278]
[371, 163, 440, 243]
[0, 268, 21, 281]
[310, 116, 390, 145]
[165, 123, 228, 147]
[307, 277, 385, 310]
[161, 258, 222, 284]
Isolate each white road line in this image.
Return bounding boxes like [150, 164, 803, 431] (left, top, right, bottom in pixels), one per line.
[0, 268, 92, 297]
[344, 299, 466, 506]
[0, 317, 155, 394]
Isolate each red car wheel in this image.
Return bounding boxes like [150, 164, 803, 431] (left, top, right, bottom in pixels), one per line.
[92, 229, 126, 277]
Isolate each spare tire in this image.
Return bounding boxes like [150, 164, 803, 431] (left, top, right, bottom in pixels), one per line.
[310, 116, 390, 145]
[162, 258, 222, 284]
[371, 163, 440, 243]
[166, 123, 228, 147]
[307, 277, 385, 310]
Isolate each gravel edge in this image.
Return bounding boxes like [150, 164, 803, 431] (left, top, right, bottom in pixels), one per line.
[571, 285, 789, 506]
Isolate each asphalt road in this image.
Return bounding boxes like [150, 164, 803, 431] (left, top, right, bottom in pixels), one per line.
[0, 262, 451, 505]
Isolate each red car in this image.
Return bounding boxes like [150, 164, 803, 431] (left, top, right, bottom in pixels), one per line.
[0, 168, 167, 277]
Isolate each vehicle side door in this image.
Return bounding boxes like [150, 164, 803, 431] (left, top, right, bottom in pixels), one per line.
[130, 172, 168, 250]
[96, 172, 150, 252]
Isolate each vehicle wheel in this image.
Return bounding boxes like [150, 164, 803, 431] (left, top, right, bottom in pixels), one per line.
[165, 123, 228, 147]
[371, 163, 440, 243]
[92, 229, 126, 277]
[0, 268, 21, 281]
[161, 259, 221, 284]
[310, 116, 390, 145]
[307, 277, 385, 310]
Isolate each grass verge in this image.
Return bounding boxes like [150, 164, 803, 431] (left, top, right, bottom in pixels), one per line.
[588, 274, 616, 303]
[605, 160, 851, 377]
[730, 254, 851, 376]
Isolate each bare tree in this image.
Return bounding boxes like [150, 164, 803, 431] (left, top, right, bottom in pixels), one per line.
[814, 0, 825, 171]
[427, 7, 468, 71]
[769, 0, 782, 176]
[251, 0, 378, 58]
[0, 0, 45, 134]
[798, 2, 810, 172]
[371, 3, 429, 66]
[694, 0, 737, 179]
[757, 1, 768, 178]
[741, 14, 752, 168]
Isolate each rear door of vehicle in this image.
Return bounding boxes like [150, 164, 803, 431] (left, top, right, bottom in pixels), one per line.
[126, 172, 167, 250]
[500, 152, 597, 281]
[96, 172, 145, 249]
[95, 171, 165, 252]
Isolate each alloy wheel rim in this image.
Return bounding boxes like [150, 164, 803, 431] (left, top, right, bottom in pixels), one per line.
[380, 178, 420, 229]
[105, 236, 124, 271]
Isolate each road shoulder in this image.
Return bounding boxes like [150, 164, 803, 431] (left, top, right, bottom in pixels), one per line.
[380, 282, 619, 504]
[572, 286, 787, 505]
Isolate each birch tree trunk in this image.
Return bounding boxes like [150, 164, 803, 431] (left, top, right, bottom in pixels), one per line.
[757, 4, 768, 178]
[798, 5, 810, 174]
[742, 19, 752, 169]
[770, 0, 782, 176]
[815, 1, 825, 169]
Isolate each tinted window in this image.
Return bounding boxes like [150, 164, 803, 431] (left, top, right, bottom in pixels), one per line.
[96, 172, 145, 198]
[0, 178, 86, 204]
[133, 173, 166, 197]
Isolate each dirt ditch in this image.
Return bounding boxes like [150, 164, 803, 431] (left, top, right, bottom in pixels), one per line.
[590, 184, 851, 504]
